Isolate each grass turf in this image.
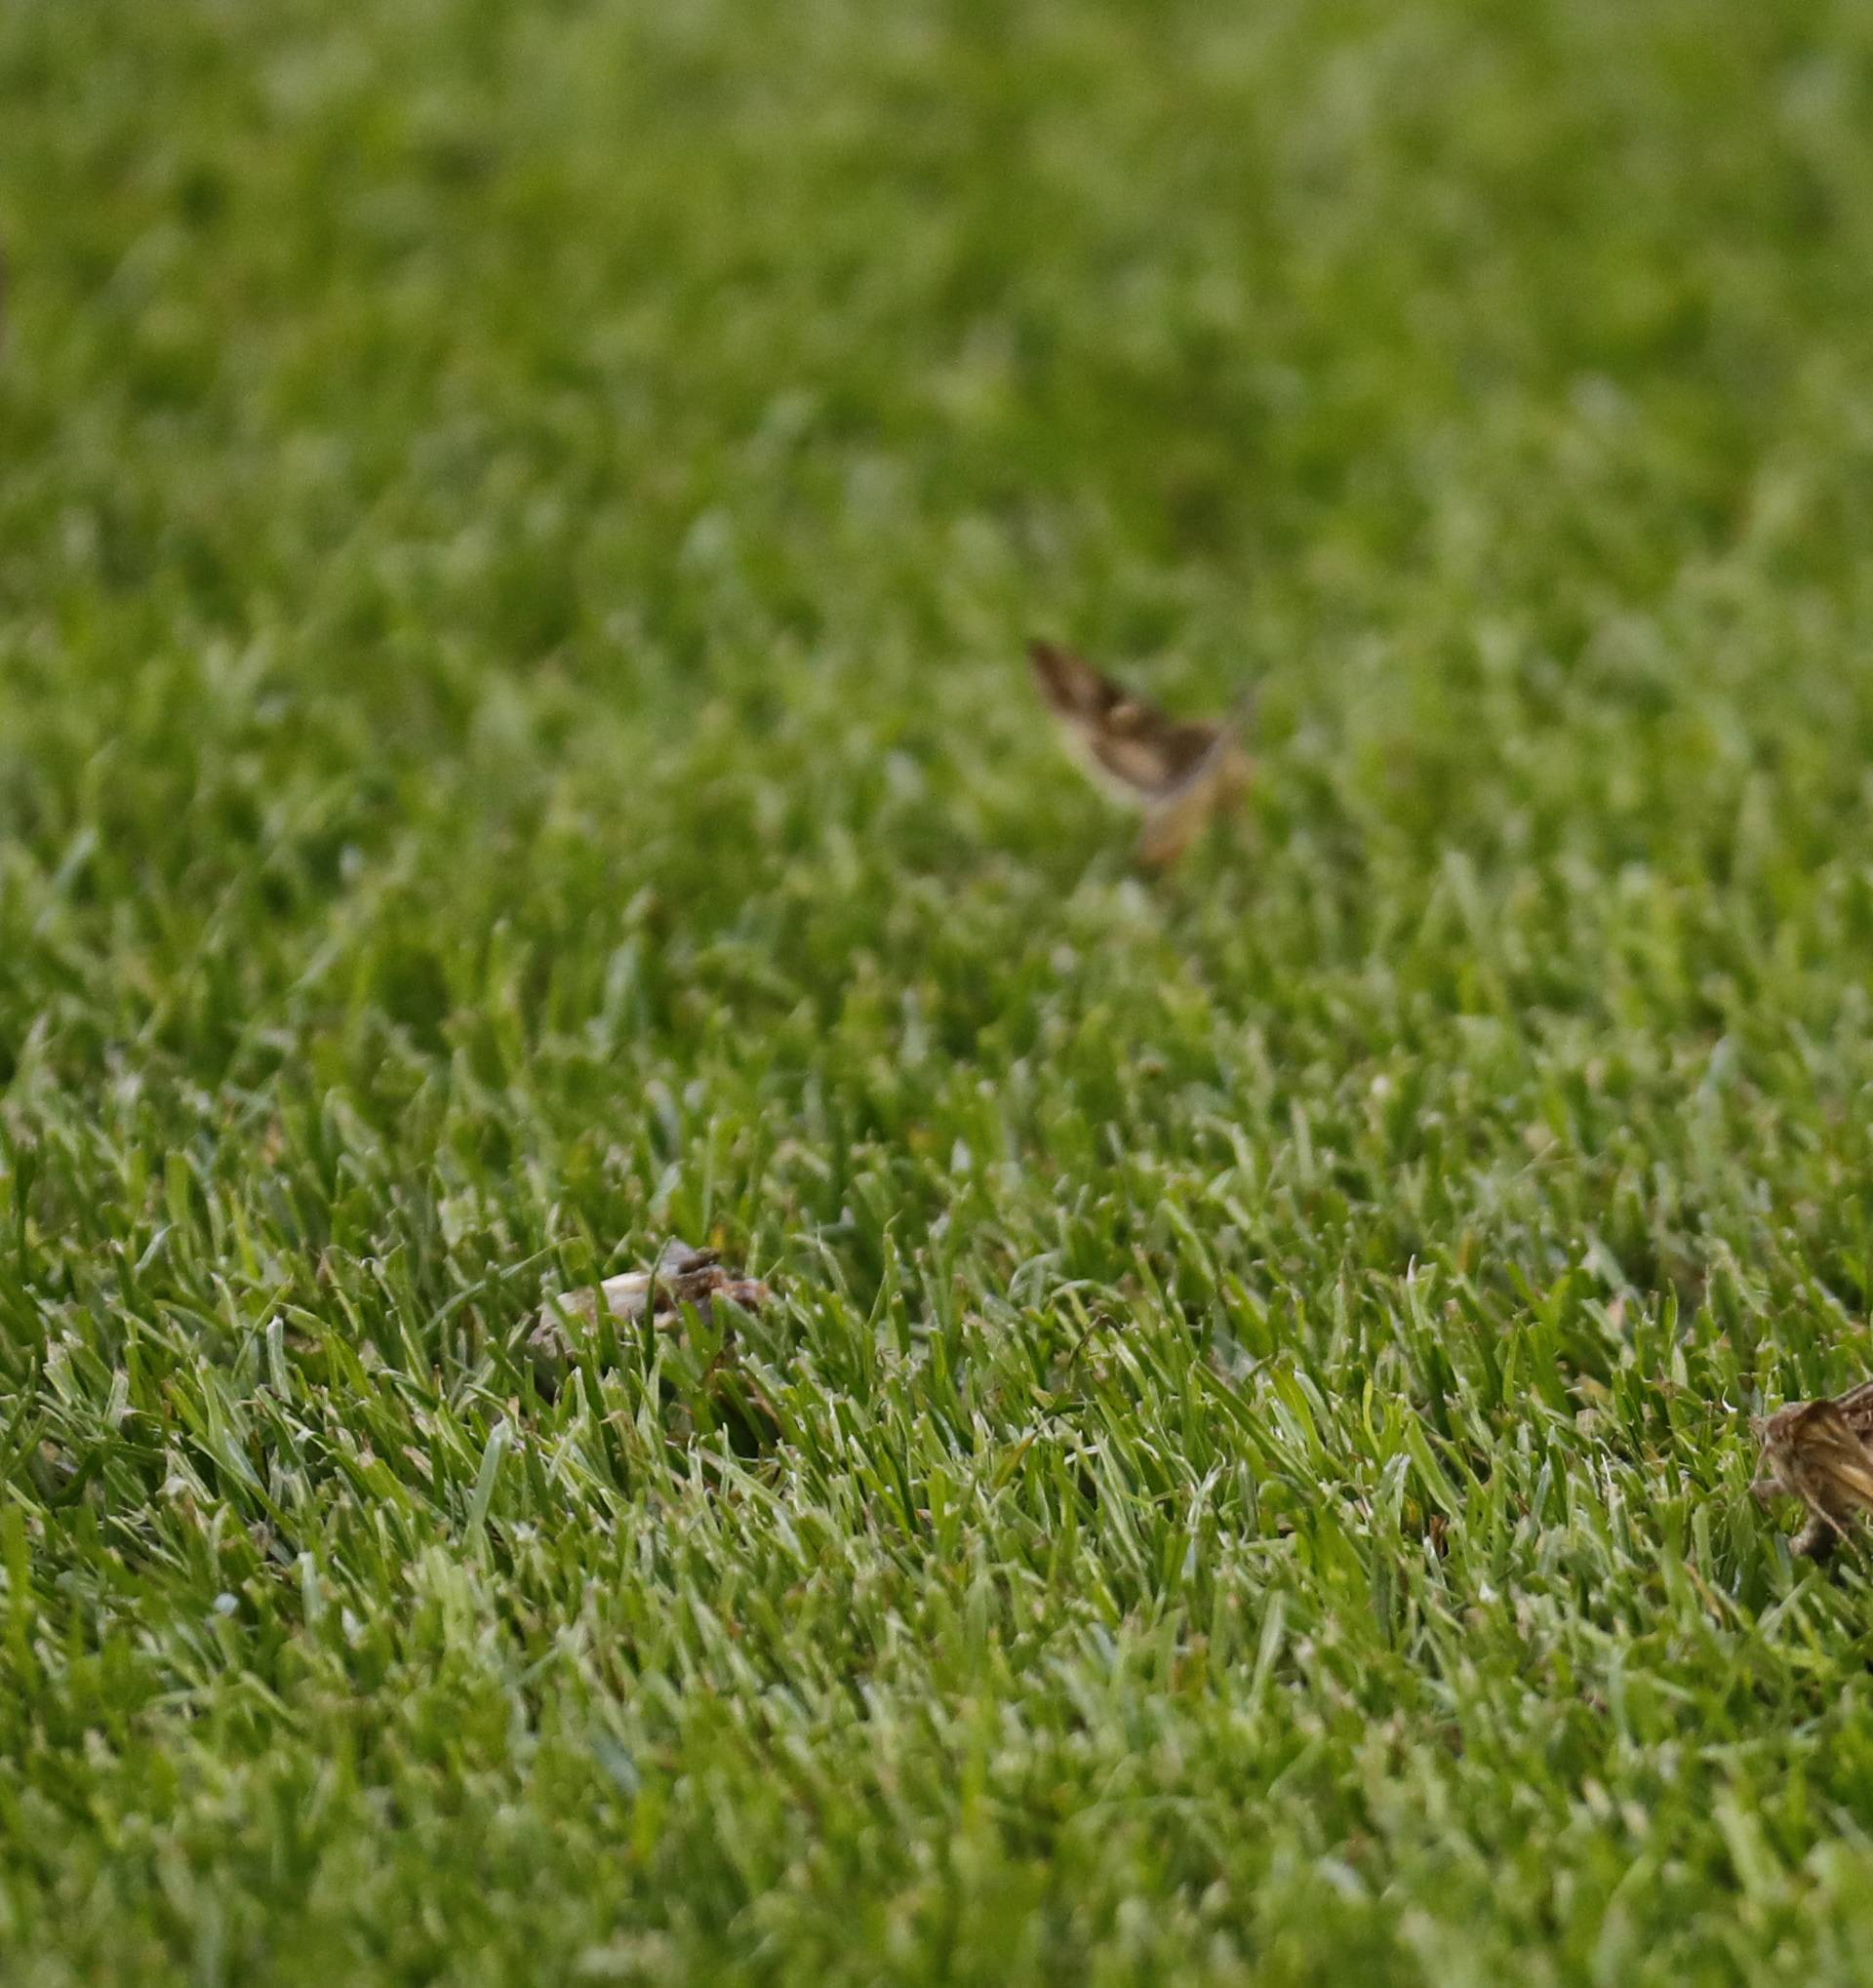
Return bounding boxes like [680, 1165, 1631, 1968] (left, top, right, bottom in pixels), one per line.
[7, 0, 1873, 1979]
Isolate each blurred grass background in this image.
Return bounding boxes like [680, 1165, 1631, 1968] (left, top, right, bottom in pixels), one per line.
[8, 0, 1873, 1980]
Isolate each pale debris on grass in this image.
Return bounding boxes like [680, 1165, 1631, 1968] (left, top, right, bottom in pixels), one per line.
[528, 1240, 775, 1388]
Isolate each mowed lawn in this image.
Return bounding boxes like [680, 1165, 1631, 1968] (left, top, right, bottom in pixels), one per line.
[8, 0, 1873, 1980]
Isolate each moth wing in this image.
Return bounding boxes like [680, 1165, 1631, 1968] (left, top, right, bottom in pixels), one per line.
[1778, 1400, 1873, 1528]
[1027, 639, 1115, 724]
[1135, 730, 1252, 867]
[1028, 640, 1218, 801]
[1814, 1429, 1873, 1510]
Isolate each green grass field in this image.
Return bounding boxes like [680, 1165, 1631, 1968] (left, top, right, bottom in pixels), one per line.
[9, 0, 1873, 1979]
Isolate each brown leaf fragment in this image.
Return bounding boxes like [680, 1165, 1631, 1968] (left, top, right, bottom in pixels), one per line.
[1752, 1378, 1873, 1559]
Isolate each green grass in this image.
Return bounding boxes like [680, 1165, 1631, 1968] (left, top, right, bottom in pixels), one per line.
[8, 0, 1873, 1979]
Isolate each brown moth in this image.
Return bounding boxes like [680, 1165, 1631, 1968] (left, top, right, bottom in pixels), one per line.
[1027, 639, 1253, 866]
[1752, 1378, 1873, 1558]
